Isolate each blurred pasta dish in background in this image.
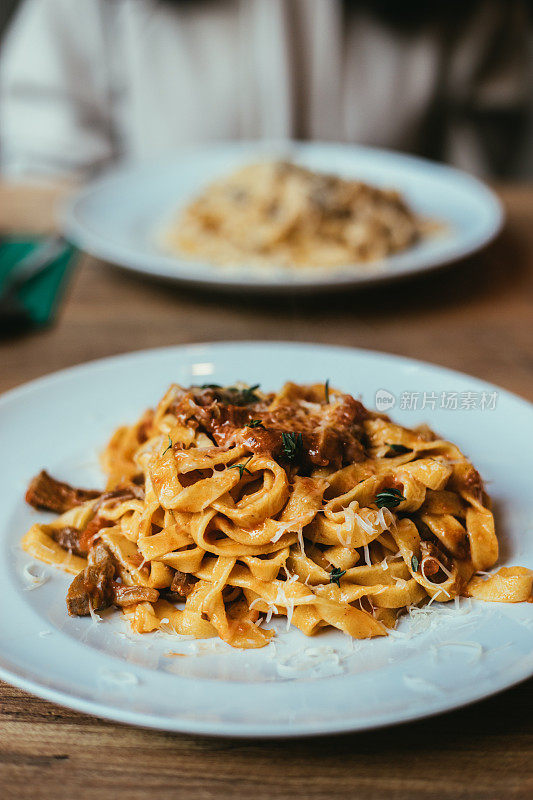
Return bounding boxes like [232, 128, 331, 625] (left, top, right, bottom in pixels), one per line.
[163, 162, 425, 269]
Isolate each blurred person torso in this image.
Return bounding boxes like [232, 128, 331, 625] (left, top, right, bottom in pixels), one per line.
[0, 0, 530, 178]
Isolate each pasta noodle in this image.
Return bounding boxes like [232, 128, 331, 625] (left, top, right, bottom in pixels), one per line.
[21, 381, 531, 649]
[163, 161, 424, 269]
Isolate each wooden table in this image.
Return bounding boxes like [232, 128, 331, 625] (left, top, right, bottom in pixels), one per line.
[1, 183, 532, 799]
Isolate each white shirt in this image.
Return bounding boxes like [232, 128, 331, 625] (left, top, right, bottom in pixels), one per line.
[0, 0, 530, 178]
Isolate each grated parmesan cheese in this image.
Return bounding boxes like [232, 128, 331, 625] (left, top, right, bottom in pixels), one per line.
[297, 527, 306, 556]
[285, 601, 295, 630]
[265, 605, 279, 624]
[391, 576, 408, 587]
[339, 504, 394, 550]
[22, 563, 50, 590]
[158, 619, 176, 634]
[270, 516, 311, 546]
[275, 645, 344, 679]
[356, 513, 375, 536]
[88, 600, 103, 624]
[430, 641, 483, 664]
[99, 669, 140, 687]
[399, 596, 476, 638]
[403, 674, 440, 694]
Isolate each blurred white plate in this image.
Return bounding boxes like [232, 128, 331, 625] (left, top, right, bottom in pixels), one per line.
[0, 342, 531, 737]
[62, 142, 503, 292]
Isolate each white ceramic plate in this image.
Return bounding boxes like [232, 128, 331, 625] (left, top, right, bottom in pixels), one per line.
[62, 142, 503, 292]
[1, 342, 531, 737]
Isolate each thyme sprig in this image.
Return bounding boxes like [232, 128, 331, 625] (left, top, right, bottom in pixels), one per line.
[229, 457, 253, 479]
[411, 555, 419, 572]
[325, 379, 330, 404]
[247, 419, 265, 429]
[237, 384, 261, 404]
[329, 567, 346, 586]
[198, 383, 261, 404]
[162, 435, 173, 456]
[375, 487, 406, 509]
[281, 431, 303, 462]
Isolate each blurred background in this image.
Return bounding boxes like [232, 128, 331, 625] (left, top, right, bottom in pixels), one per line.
[1, 0, 533, 180]
[0, 0, 532, 387]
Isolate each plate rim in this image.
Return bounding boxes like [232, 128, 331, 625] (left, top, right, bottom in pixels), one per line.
[2, 339, 531, 411]
[0, 654, 531, 739]
[61, 141, 505, 293]
[1, 340, 531, 738]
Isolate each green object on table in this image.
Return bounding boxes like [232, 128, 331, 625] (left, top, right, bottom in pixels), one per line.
[0, 236, 78, 327]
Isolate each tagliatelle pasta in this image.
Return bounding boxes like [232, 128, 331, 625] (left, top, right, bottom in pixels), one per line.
[21, 382, 531, 649]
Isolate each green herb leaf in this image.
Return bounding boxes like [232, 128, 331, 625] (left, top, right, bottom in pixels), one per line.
[387, 443, 410, 455]
[162, 435, 173, 456]
[247, 419, 265, 429]
[411, 555, 419, 572]
[229, 457, 253, 479]
[375, 487, 406, 509]
[201, 384, 261, 404]
[281, 431, 303, 462]
[238, 384, 261, 404]
[325, 379, 330, 404]
[329, 567, 346, 586]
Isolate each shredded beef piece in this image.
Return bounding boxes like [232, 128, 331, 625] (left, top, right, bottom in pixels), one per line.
[420, 540, 452, 583]
[26, 471, 100, 514]
[112, 585, 159, 607]
[170, 570, 198, 598]
[66, 543, 116, 616]
[421, 556, 439, 578]
[161, 591, 184, 602]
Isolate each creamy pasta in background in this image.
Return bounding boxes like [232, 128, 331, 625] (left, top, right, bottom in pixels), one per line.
[164, 162, 422, 269]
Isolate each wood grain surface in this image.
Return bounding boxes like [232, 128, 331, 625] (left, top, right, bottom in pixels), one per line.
[0, 182, 531, 799]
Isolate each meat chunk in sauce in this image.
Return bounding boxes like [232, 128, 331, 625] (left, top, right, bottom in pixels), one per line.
[66, 543, 116, 616]
[48, 491, 141, 558]
[67, 541, 160, 616]
[170, 383, 370, 470]
[26, 471, 100, 514]
[50, 526, 89, 558]
[170, 570, 198, 598]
